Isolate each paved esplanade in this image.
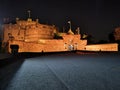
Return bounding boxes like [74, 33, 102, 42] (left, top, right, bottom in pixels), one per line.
[3, 53, 120, 90]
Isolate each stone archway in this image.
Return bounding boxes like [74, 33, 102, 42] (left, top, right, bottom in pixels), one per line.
[68, 44, 74, 51]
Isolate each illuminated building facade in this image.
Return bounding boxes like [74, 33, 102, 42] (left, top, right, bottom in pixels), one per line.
[2, 18, 87, 53]
[2, 9, 118, 53]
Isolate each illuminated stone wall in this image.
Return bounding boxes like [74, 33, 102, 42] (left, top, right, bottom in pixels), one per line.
[2, 20, 56, 43]
[8, 41, 66, 53]
[8, 34, 87, 53]
[3, 18, 88, 53]
[3, 19, 118, 53]
[85, 43, 118, 51]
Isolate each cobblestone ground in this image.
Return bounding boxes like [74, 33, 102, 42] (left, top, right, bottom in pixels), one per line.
[0, 53, 120, 90]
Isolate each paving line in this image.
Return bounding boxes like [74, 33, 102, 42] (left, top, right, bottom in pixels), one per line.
[44, 62, 70, 90]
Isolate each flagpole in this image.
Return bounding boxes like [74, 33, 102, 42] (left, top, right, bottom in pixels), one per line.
[28, 10, 31, 18]
[68, 21, 71, 30]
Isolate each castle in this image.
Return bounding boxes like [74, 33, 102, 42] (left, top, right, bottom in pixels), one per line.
[1, 11, 118, 53]
[2, 17, 88, 53]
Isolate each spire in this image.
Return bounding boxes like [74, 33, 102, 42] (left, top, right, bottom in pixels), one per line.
[67, 21, 74, 35]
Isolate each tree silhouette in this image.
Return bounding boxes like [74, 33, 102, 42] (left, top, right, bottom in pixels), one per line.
[108, 32, 115, 43]
[82, 34, 95, 44]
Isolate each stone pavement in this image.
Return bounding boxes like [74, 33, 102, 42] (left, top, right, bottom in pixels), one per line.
[0, 53, 120, 90]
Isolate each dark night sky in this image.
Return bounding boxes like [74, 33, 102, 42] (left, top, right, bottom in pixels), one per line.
[0, 0, 120, 41]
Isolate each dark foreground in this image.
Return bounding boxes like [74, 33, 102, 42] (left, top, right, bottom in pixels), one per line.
[0, 52, 120, 90]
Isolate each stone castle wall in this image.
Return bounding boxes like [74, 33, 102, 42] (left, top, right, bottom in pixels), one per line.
[3, 21, 56, 43]
[85, 43, 118, 51]
[8, 35, 87, 53]
[3, 19, 118, 53]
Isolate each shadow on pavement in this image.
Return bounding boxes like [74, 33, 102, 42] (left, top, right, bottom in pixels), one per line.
[0, 58, 25, 90]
